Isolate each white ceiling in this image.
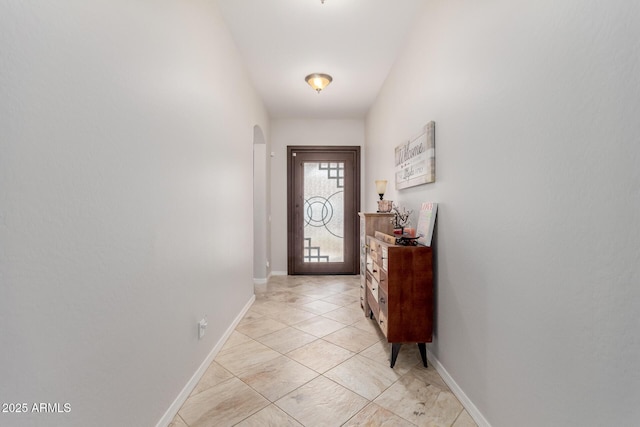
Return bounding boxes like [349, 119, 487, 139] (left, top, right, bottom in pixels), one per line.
[216, 0, 425, 119]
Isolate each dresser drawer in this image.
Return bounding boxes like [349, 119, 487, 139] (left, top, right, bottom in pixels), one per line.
[379, 269, 388, 293]
[367, 290, 379, 319]
[366, 253, 374, 274]
[377, 289, 389, 337]
[381, 246, 388, 271]
[378, 287, 388, 315]
[371, 261, 381, 283]
[368, 237, 379, 253]
[378, 311, 388, 337]
[368, 238, 380, 263]
[367, 273, 379, 303]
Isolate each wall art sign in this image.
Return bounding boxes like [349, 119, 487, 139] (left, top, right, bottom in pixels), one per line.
[395, 121, 435, 190]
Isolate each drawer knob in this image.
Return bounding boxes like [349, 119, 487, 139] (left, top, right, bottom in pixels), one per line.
[380, 297, 385, 303]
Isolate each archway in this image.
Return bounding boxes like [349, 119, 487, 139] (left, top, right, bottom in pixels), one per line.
[253, 125, 268, 283]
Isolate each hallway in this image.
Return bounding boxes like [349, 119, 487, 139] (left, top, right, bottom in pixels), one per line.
[170, 275, 477, 426]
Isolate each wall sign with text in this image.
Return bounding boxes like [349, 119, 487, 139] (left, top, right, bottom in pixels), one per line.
[394, 121, 435, 190]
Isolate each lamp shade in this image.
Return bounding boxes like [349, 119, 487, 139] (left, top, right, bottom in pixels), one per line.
[305, 73, 332, 92]
[375, 180, 387, 195]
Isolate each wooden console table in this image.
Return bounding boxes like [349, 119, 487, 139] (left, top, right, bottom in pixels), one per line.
[359, 213, 434, 368]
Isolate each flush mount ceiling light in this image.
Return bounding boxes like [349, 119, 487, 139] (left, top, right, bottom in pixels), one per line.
[305, 73, 333, 93]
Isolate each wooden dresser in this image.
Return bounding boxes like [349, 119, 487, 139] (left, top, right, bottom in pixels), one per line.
[359, 213, 434, 368]
[358, 213, 393, 315]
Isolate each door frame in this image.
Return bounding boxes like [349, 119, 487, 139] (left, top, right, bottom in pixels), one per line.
[287, 145, 361, 275]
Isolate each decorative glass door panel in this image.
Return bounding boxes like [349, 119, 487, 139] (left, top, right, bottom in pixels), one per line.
[303, 162, 344, 263]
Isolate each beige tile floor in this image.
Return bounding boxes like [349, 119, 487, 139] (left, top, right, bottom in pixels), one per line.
[170, 275, 478, 427]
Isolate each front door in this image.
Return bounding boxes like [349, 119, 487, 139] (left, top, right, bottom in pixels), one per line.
[287, 146, 360, 275]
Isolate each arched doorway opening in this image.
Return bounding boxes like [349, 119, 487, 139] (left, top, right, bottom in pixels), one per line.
[253, 125, 268, 283]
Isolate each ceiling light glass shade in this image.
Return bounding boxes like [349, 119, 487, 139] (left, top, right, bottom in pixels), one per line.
[305, 73, 333, 93]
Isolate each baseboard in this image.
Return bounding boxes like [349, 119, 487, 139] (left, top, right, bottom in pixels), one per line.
[270, 270, 287, 276]
[426, 349, 492, 427]
[155, 294, 256, 427]
[255, 270, 282, 284]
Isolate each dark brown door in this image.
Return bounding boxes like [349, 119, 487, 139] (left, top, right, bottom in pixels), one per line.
[287, 146, 360, 275]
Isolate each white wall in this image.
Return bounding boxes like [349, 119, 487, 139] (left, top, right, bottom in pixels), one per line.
[366, 0, 640, 426]
[270, 119, 365, 273]
[0, 2, 268, 426]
